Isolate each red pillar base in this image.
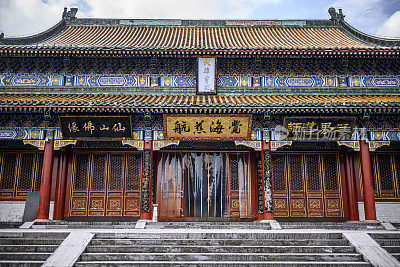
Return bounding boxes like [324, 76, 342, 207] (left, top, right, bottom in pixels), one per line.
[140, 212, 152, 220]
[257, 212, 274, 221]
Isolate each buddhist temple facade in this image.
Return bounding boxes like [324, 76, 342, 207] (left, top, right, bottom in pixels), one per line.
[0, 7, 399, 222]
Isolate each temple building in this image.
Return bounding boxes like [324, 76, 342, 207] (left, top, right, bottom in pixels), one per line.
[0, 7, 399, 223]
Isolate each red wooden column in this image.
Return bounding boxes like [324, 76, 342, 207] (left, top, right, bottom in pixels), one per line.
[53, 152, 68, 220]
[345, 152, 359, 221]
[261, 140, 274, 220]
[37, 139, 55, 220]
[141, 139, 153, 220]
[359, 140, 377, 221]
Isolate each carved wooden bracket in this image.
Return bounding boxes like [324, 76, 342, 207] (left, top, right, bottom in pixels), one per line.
[122, 140, 144, 150]
[369, 141, 390, 151]
[337, 141, 360, 151]
[23, 140, 45, 150]
[153, 140, 180, 150]
[234, 141, 262, 151]
[270, 141, 292, 151]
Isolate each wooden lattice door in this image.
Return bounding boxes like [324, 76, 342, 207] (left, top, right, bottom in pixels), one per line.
[69, 151, 142, 217]
[271, 152, 343, 218]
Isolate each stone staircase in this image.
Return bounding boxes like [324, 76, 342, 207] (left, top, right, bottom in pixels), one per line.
[0, 232, 68, 266]
[369, 232, 400, 261]
[75, 232, 371, 266]
[32, 221, 137, 229]
[146, 222, 271, 229]
[279, 222, 384, 230]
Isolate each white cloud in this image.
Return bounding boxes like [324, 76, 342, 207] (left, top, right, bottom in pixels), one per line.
[0, 0, 281, 36]
[377, 11, 400, 37]
[85, 0, 280, 20]
[330, 0, 400, 38]
[0, 0, 80, 37]
[330, 0, 387, 34]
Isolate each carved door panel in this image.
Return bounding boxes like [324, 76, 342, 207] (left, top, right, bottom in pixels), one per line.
[321, 153, 342, 217]
[374, 153, 396, 198]
[271, 153, 288, 217]
[70, 153, 91, 216]
[124, 153, 142, 216]
[105, 153, 125, 216]
[304, 153, 324, 217]
[287, 154, 307, 217]
[88, 153, 107, 216]
[70, 151, 142, 217]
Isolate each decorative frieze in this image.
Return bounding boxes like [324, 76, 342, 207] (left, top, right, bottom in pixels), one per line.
[2, 74, 399, 88]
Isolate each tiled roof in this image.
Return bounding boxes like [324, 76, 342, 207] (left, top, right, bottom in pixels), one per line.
[38, 25, 369, 49]
[0, 93, 399, 112]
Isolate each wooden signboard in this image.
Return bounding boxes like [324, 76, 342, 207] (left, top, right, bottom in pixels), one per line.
[163, 114, 252, 140]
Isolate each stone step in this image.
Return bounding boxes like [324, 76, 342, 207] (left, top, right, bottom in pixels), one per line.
[0, 238, 65, 245]
[0, 232, 68, 239]
[75, 261, 371, 267]
[91, 238, 348, 247]
[372, 239, 400, 246]
[145, 222, 271, 229]
[381, 246, 400, 253]
[0, 260, 45, 267]
[95, 232, 343, 240]
[79, 253, 365, 262]
[369, 233, 400, 239]
[0, 252, 52, 261]
[279, 223, 384, 230]
[85, 245, 356, 254]
[0, 245, 58, 252]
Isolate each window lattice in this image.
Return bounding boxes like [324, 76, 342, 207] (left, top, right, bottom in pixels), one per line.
[1, 153, 18, 190]
[91, 153, 107, 191]
[305, 154, 321, 192]
[271, 154, 286, 191]
[288, 154, 303, 191]
[323, 154, 339, 191]
[34, 153, 43, 191]
[17, 153, 35, 191]
[126, 153, 141, 191]
[376, 154, 395, 191]
[108, 153, 124, 191]
[74, 153, 90, 191]
[229, 154, 239, 190]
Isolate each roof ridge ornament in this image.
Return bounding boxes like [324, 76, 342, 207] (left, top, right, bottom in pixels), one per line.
[328, 7, 345, 25]
[62, 7, 78, 22]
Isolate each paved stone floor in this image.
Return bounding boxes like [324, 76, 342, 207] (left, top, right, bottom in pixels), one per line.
[0, 222, 399, 266]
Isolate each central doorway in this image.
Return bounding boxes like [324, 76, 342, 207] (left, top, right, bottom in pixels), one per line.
[156, 152, 252, 220]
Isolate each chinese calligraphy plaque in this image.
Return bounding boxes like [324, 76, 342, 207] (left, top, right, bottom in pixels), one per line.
[60, 116, 132, 138]
[164, 114, 252, 140]
[283, 116, 355, 141]
[197, 57, 216, 94]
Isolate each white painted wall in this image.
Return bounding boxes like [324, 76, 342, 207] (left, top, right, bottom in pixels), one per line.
[358, 202, 400, 223]
[0, 200, 55, 222]
[0, 201, 25, 222]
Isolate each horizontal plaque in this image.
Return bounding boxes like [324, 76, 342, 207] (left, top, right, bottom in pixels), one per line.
[60, 116, 132, 139]
[163, 114, 252, 140]
[282, 116, 355, 141]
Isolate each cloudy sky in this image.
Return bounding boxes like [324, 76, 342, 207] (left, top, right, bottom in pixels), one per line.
[0, 0, 399, 38]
